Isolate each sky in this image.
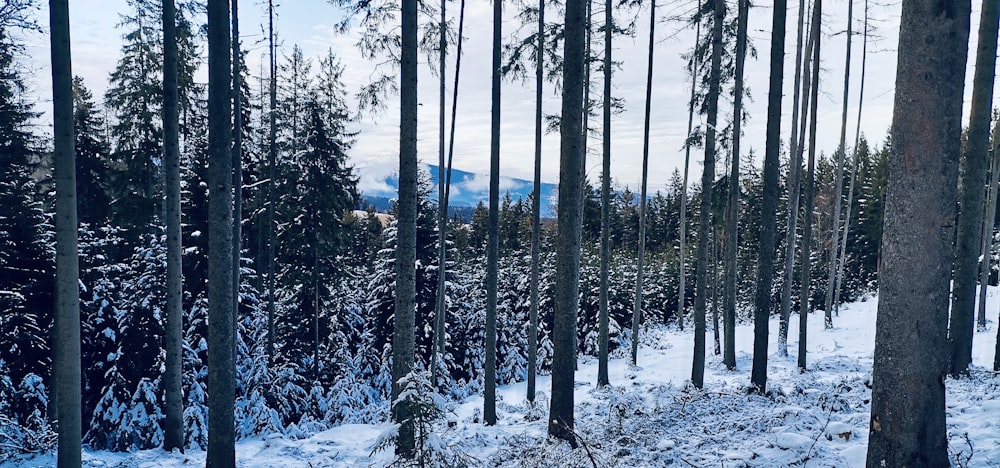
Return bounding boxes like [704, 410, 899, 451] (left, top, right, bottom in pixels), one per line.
[19, 0, 993, 197]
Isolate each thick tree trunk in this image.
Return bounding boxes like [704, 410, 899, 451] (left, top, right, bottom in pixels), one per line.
[798, 0, 821, 372]
[548, 0, 586, 444]
[50, 1, 81, 465]
[485, 0, 501, 425]
[597, 0, 612, 387]
[692, 0, 725, 390]
[866, 1, 969, 465]
[949, 0, 998, 376]
[750, 0, 786, 394]
[824, 0, 854, 328]
[393, 0, 419, 457]
[207, 0, 235, 465]
[722, 0, 745, 371]
[779, 0, 812, 357]
[528, 0, 544, 402]
[162, 0, 183, 453]
[632, 0, 656, 367]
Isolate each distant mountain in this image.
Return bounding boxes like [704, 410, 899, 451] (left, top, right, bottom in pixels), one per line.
[358, 163, 559, 220]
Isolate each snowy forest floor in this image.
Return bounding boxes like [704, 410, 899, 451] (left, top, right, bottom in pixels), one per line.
[7, 293, 1000, 467]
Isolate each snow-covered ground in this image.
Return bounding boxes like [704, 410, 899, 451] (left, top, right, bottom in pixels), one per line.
[8, 292, 1000, 467]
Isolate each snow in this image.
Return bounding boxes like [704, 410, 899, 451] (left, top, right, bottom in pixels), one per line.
[6, 293, 1000, 467]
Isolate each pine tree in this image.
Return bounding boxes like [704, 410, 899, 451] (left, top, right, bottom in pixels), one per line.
[72, 77, 112, 227]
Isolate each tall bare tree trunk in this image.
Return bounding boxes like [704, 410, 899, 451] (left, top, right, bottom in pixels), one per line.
[833, 0, 869, 312]
[266, 0, 277, 365]
[548, 0, 586, 444]
[597, 0, 612, 387]
[949, 0, 998, 376]
[692, 0, 725, 390]
[162, 0, 184, 453]
[779, 0, 812, 357]
[823, 0, 854, 329]
[231, 0, 243, 356]
[207, 0, 235, 464]
[677, 3, 702, 334]
[979, 121, 1000, 331]
[393, 0, 419, 456]
[722, 0, 745, 371]
[866, 0, 969, 463]
[750, 0, 787, 393]
[432, 0, 448, 387]
[528, 0, 544, 402]
[711, 228, 721, 355]
[50, 1, 81, 465]
[632, 0, 657, 367]
[798, 0, 821, 372]
[485, 0, 502, 425]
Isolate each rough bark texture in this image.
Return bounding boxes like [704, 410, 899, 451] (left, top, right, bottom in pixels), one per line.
[949, 0, 998, 376]
[485, 0, 501, 425]
[162, 0, 183, 453]
[692, 0, 725, 390]
[866, 0, 969, 465]
[779, 0, 811, 357]
[750, 0, 785, 394]
[597, 0, 611, 387]
[633, 0, 656, 366]
[50, 1, 81, 465]
[548, 0, 585, 444]
[722, 0, 743, 372]
[798, 0, 821, 372]
[528, 0, 544, 402]
[393, 0, 419, 457]
[207, 0, 235, 465]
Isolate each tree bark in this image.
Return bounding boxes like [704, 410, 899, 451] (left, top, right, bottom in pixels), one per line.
[50, 1, 81, 465]
[867, 1, 969, 465]
[162, 0, 183, 453]
[207, 0, 235, 465]
[692, 0, 725, 390]
[750, 0, 786, 394]
[979, 120, 1000, 331]
[597, 0, 612, 387]
[432, 0, 448, 387]
[231, 0, 243, 360]
[266, 0, 277, 366]
[798, 0, 821, 372]
[632, 0, 657, 367]
[528, 0, 544, 402]
[948, 0, 998, 376]
[548, 0, 586, 444]
[485, 0, 501, 425]
[722, 0, 745, 371]
[677, 5, 701, 335]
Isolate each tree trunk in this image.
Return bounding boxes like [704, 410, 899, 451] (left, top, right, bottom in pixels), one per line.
[833, 0, 870, 313]
[548, 0, 586, 444]
[979, 120, 1000, 331]
[484, 0, 502, 425]
[677, 6, 701, 335]
[162, 0, 183, 453]
[798, 0, 821, 372]
[393, 0, 419, 457]
[948, 0, 998, 376]
[207, 0, 235, 465]
[722, 0, 745, 372]
[691, 0, 725, 390]
[632, 0, 657, 367]
[711, 228, 721, 355]
[432, 0, 448, 387]
[528, 0, 544, 402]
[231, 0, 243, 359]
[266, 0, 277, 366]
[779, 0, 812, 357]
[823, 0, 854, 329]
[50, 1, 81, 465]
[750, 0, 787, 394]
[597, 0, 612, 387]
[866, 0, 969, 464]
